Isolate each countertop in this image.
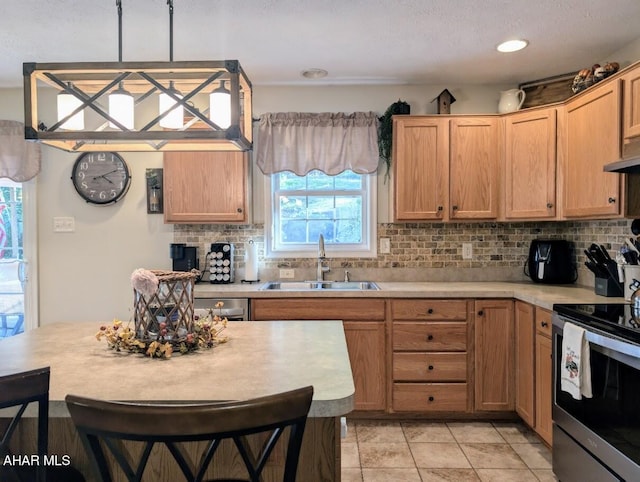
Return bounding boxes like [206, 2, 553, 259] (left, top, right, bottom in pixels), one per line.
[194, 281, 625, 311]
[0, 320, 355, 418]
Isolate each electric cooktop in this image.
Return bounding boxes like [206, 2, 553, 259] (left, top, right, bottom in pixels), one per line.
[553, 303, 640, 345]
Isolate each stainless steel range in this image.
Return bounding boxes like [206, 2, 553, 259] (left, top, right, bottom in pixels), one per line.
[552, 303, 640, 481]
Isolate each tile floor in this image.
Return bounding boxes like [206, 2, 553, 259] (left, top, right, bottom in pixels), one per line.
[341, 420, 556, 482]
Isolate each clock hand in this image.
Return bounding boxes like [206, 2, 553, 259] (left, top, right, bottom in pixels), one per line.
[92, 169, 119, 181]
[100, 175, 114, 184]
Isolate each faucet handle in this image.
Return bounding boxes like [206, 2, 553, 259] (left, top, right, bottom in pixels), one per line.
[344, 270, 350, 282]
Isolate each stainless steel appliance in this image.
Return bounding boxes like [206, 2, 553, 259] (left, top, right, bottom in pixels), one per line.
[552, 304, 640, 481]
[207, 243, 234, 284]
[194, 298, 249, 321]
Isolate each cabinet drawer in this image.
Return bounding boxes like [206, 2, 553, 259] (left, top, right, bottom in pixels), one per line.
[393, 352, 467, 381]
[393, 322, 467, 351]
[252, 298, 385, 321]
[535, 307, 552, 337]
[391, 300, 468, 321]
[393, 383, 468, 411]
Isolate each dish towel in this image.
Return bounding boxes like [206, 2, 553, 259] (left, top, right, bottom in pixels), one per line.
[561, 322, 593, 400]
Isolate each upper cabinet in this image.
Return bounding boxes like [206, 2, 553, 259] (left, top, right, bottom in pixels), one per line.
[393, 117, 448, 221]
[503, 108, 557, 220]
[558, 80, 622, 218]
[623, 65, 640, 143]
[449, 117, 500, 220]
[163, 151, 248, 224]
[393, 116, 500, 221]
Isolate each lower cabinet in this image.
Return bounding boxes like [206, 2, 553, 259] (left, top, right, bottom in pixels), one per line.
[474, 299, 515, 411]
[391, 299, 472, 413]
[515, 301, 535, 426]
[535, 307, 553, 445]
[251, 298, 386, 411]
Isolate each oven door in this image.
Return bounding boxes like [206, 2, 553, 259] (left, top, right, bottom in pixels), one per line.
[552, 314, 640, 481]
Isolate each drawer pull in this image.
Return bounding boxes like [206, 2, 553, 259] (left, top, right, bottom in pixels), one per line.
[428, 365, 434, 371]
[541, 321, 549, 327]
[427, 308, 434, 314]
[427, 334, 434, 341]
[477, 310, 484, 316]
[428, 396, 435, 402]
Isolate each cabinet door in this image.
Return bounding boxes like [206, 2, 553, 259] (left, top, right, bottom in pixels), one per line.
[393, 117, 448, 220]
[474, 299, 514, 411]
[504, 109, 557, 219]
[624, 65, 640, 141]
[514, 301, 535, 427]
[163, 151, 247, 223]
[449, 117, 500, 219]
[344, 321, 386, 411]
[558, 81, 622, 218]
[535, 333, 553, 445]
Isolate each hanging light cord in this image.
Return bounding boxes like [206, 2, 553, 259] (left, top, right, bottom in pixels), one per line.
[116, 0, 123, 62]
[167, 0, 174, 62]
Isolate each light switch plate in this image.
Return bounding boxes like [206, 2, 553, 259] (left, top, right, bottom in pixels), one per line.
[53, 216, 75, 233]
[380, 237, 391, 254]
[279, 269, 295, 279]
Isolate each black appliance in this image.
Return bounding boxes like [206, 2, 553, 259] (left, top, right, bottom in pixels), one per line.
[207, 243, 234, 284]
[169, 243, 199, 272]
[526, 239, 576, 284]
[552, 303, 640, 481]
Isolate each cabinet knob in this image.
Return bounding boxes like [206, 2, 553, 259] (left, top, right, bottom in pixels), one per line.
[608, 197, 616, 204]
[477, 310, 484, 316]
[427, 308, 434, 314]
[546, 202, 553, 209]
[427, 334, 434, 341]
[452, 205, 458, 211]
[541, 321, 549, 327]
[428, 365, 434, 371]
[437, 206, 443, 211]
[428, 396, 435, 402]
[237, 207, 243, 213]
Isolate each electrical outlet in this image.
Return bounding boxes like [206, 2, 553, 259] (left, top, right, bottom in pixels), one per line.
[279, 268, 295, 279]
[380, 237, 391, 254]
[462, 243, 473, 260]
[53, 216, 75, 233]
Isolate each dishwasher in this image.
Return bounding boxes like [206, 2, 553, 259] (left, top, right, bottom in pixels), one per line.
[193, 298, 250, 321]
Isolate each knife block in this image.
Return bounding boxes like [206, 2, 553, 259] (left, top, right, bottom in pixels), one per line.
[595, 276, 623, 297]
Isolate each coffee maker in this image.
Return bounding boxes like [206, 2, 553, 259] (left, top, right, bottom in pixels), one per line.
[170, 243, 199, 272]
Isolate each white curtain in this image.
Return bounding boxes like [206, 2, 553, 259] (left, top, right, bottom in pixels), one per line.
[0, 121, 41, 181]
[256, 112, 379, 175]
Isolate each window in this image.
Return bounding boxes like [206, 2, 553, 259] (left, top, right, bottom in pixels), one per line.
[265, 170, 376, 258]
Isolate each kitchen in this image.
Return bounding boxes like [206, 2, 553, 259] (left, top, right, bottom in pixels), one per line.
[2, 1, 640, 481]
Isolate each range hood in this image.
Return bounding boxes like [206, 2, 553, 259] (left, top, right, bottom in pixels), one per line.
[604, 142, 640, 173]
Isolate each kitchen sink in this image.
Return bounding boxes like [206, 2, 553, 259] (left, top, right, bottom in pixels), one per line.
[260, 281, 380, 291]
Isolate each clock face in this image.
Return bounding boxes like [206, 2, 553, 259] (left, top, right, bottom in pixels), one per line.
[71, 152, 131, 205]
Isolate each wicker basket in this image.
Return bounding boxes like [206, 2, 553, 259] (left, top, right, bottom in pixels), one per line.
[133, 270, 197, 343]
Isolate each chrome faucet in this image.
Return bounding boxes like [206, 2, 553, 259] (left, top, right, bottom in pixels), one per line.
[317, 234, 330, 281]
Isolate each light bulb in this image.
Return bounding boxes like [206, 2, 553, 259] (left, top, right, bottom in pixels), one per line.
[57, 85, 85, 130]
[209, 81, 231, 129]
[159, 82, 184, 129]
[108, 84, 134, 130]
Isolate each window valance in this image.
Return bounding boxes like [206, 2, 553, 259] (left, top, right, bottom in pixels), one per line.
[256, 112, 379, 176]
[0, 120, 41, 181]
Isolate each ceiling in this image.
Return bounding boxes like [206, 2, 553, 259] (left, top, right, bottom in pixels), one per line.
[2, 0, 640, 88]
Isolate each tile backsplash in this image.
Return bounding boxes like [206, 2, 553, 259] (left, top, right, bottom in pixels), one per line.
[174, 219, 632, 286]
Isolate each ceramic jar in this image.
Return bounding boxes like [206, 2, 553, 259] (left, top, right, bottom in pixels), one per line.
[498, 89, 526, 113]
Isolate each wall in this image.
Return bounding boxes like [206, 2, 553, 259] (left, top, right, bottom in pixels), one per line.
[0, 37, 638, 326]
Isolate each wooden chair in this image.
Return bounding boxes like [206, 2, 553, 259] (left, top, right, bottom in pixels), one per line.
[0, 367, 85, 482]
[65, 385, 314, 482]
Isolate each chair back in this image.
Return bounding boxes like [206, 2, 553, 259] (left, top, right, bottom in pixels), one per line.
[0, 367, 50, 482]
[65, 385, 314, 482]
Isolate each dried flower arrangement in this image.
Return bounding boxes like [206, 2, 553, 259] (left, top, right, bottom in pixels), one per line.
[96, 268, 228, 359]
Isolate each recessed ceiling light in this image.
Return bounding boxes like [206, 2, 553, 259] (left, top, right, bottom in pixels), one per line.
[497, 39, 529, 53]
[301, 68, 328, 79]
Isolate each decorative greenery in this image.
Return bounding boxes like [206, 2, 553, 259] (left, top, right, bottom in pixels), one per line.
[378, 100, 410, 180]
[96, 302, 228, 359]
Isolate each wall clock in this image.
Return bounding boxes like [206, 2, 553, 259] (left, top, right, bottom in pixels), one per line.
[71, 152, 131, 205]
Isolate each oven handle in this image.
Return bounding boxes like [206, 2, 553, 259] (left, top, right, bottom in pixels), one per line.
[553, 312, 640, 369]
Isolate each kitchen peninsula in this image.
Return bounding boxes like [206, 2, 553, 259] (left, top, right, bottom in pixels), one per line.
[0, 320, 354, 481]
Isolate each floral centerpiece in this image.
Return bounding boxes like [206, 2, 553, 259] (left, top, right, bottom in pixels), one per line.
[96, 268, 227, 358]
